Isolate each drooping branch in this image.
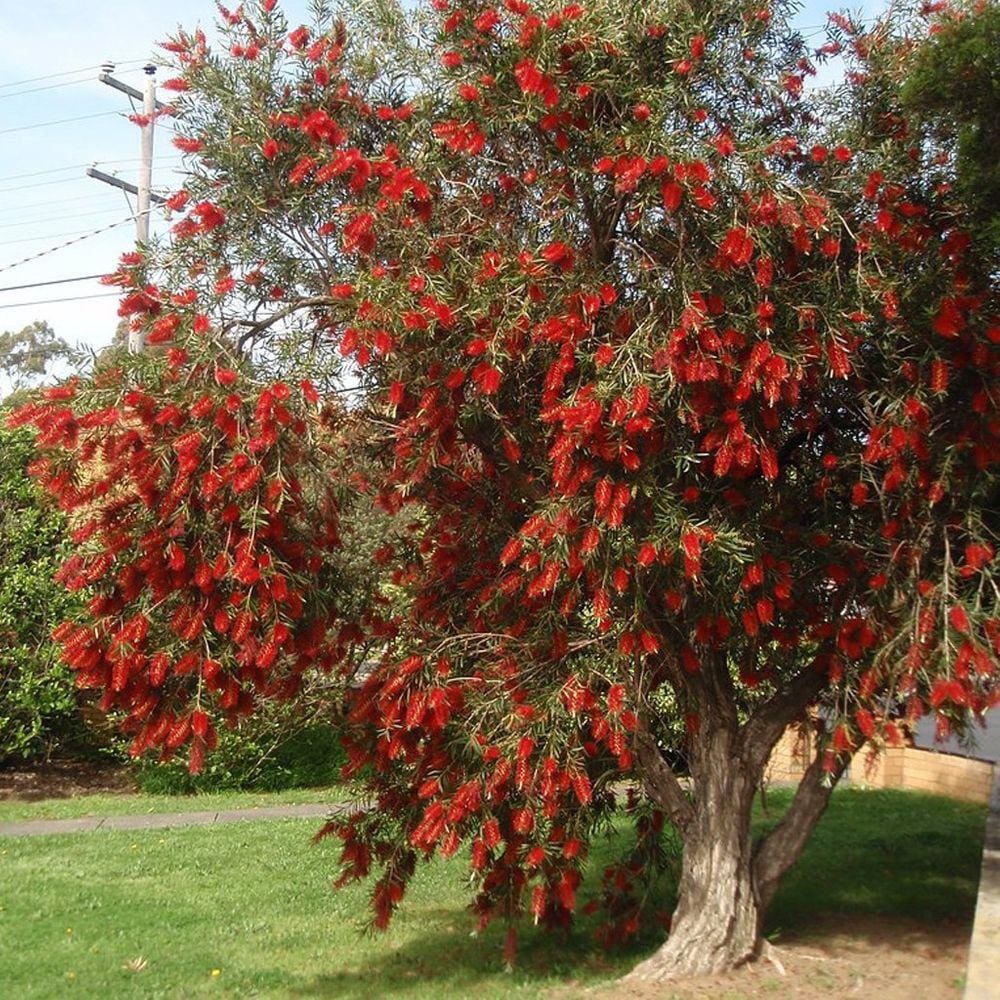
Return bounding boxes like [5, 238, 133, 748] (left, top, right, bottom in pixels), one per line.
[752, 748, 849, 910]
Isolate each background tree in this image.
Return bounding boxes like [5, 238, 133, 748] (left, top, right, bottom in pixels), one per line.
[0, 426, 83, 763]
[900, 1, 1000, 272]
[10, 0, 999, 982]
[0, 321, 78, 405]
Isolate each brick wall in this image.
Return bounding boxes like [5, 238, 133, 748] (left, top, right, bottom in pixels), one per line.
[766, 725, 996, 804]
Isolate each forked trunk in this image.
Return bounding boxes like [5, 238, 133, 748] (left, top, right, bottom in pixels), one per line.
[625, 730, 762, 980]
[625, 712, 845, 981]
[625, 809, 762, 979]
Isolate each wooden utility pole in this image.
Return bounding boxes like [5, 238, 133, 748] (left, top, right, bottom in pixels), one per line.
[91, 62, 162, 353]
[135, 65, 156, 255]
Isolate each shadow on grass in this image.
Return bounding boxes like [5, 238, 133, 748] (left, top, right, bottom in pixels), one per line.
[284, 915, 654, 999]
[291, 787, 986, 998]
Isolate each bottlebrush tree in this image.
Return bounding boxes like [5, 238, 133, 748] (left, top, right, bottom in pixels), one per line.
[10, 0, 1000, 981]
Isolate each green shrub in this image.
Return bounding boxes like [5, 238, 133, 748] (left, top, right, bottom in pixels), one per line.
[0, 427, 85, 763]
[131, 708, 347, 794]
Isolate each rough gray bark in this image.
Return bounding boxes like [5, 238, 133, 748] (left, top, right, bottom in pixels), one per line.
[634, 727, 693, 832]
[626, 704, 847, 981]
[625, 722, 762, 980]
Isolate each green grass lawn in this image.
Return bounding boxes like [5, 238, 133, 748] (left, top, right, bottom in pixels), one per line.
[0, 788, 986, 999]
[0, 786, 345, 824]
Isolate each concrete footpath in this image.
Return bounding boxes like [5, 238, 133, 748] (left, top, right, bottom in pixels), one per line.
[965, 767, 1000, 999]
[0, 801, 348, 838]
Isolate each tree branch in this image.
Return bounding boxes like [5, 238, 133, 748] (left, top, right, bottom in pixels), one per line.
[231, 295, 337, 349]
[740, 662, 828, 774]
[634, 727, 694, 833]
[752, 748, 849, 910]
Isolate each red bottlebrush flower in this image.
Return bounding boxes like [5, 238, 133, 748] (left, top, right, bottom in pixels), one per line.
[633, 103, 651, 123]
[472, 362, 502, 394]
[930, 358, 948, 394]
[964, 544, 994, 572]
[948, 606, 971, 633]
[149, 653, 170, 687]
[680, 531, 700, 560]
[832, 723, 854, 753]
[827, 339, 851, 377]
[756, 299, 775, 327]
[525, 845, 545, 868]
[690, 34, 706, 59]
[288, 25, 310, 50]
[594, 344, 614, 367]
[713, 131, 735, 156]
[173, 135, 204, 154]
[388, 381, 405, 407]
[855, 708, 876, 739]
[500, 537, 524, 567]
[720, 227, 755, 267]
[933, 298, 965, 338]
[471, 839, 488, 870]
[661, 180, 683, 212]
[165, 189, 189, 212]
[607, 684, 625, 713]
[759, 446, 778, 481]
[483, 817, 502, 849]
[512, 808, 534, 834]
[192, 201, 226, 231]
[474, 9, 500, 32]
[541, 241, 573, 266]
[441, 51, 463, 70]
[637, 543, 657, 567]
[300, 379, 319, 404]
[192, 710, 210, 738]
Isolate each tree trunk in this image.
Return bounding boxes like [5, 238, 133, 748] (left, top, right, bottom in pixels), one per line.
[625, 715, 848, 981]
[625, 725, 763, 980]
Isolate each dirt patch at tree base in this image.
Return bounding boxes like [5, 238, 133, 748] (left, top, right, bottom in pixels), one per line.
[565, 915, 969, 999]
[0, 758, 135, 800]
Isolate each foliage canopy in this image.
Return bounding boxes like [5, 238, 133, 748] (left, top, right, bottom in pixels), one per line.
[10, 0, 999, 978]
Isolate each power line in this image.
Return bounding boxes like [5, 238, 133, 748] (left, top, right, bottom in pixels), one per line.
[0, 274, 106, 294]
[0, 163, 100, 183]
[0, 167, 182, 196]
[0, 207, 127, 231]
[0, 192, 121, 214]
[0, 110, 122, 136]
[0, 67, 147, 101]
[0, 154, 180, 185]
[0, 226, 128, 248]
[0, 291, 119, 311]
[0, 176, 99, 195]
[0, 215, 141, 275]
[0, 60, 149, 91]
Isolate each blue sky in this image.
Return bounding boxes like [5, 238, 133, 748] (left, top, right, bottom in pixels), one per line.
[0, 0, 869, 360]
